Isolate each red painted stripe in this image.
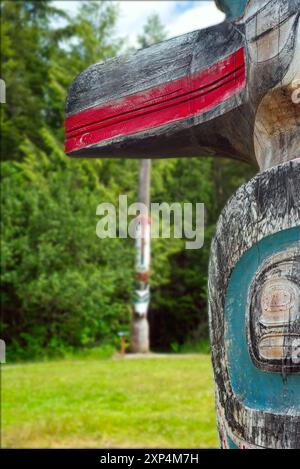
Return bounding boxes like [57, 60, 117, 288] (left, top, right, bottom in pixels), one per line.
[65, 48, 245, 154]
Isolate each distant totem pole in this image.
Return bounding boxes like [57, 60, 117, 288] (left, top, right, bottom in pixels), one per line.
[131, 159, 151, 353]
[65, 0, 300, 449]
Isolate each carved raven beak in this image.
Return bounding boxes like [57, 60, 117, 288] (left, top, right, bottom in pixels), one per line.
[64, 0, 300, 450]
[65, 0, 300, 169]
[65, 20, 248, 161]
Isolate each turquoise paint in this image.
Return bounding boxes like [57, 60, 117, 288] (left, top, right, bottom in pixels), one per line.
[227, 434, 239, 449]
[225, 227, 300, 413]
[215, 0, 248, 20]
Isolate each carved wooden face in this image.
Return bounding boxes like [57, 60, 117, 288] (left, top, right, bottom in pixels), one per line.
[249, 248, 300, 373]
[209, 161, 300, 448]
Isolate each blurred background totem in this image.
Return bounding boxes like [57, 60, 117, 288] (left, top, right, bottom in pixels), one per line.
[65, 0, 300, 448]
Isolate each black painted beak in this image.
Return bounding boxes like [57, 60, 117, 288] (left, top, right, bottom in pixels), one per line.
[64, 20, 252, 162]
[65, 1, 299, 166]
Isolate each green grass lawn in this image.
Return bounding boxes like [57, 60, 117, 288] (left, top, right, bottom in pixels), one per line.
[1, 354, 218, 448]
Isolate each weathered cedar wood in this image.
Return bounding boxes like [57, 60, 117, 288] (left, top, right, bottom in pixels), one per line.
[65, 0, 300, 449]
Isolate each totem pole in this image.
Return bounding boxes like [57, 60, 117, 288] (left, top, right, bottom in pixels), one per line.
[65, 0, 300, 449]
[131, 159, 151, 353]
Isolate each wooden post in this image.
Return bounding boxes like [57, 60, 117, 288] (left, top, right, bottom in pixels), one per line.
[65, 0, 300, 448]
[120, 336, 126, 356]
[130, 159, 151, 353]
[117, 331, 128, 357]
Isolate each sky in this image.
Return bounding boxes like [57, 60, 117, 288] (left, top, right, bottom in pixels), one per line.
[53, 1, 225, 48]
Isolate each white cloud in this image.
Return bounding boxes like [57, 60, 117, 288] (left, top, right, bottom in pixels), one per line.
[117, 1, 175, 46]
[117, 1, 225, 46]
[167, 2, 225, 39]
[53, 1, 225, 47]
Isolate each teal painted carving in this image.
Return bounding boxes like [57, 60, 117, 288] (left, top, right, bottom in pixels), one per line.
[66, 0, 300, 449]
[225, 228, 300, 412]
[209, 160, 300, 449]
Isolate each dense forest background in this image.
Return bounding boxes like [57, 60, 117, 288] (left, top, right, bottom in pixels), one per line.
[1, 1, 255, 360]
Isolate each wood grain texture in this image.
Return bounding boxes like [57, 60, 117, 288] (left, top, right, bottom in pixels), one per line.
[65, 0, 300, 171]
[65, 21, 251, 162]
[248, 248, 300, 373]
[65, 50, 246, 155]
[65, 0, 300, 448]
[208, 159, 300, 448]
[65, 22, 242, 116]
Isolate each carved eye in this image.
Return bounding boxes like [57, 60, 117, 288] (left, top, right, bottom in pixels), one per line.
[249, 253, 300, 373]
[247, 14, 297, 63]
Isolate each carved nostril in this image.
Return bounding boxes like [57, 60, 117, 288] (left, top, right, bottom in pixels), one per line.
[265, 290, 291, 309]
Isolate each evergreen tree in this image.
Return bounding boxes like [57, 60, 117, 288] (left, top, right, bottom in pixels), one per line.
[1, 0, 66, 159]
[0, 2, 255, 359]
[138, 14, 167, 48]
